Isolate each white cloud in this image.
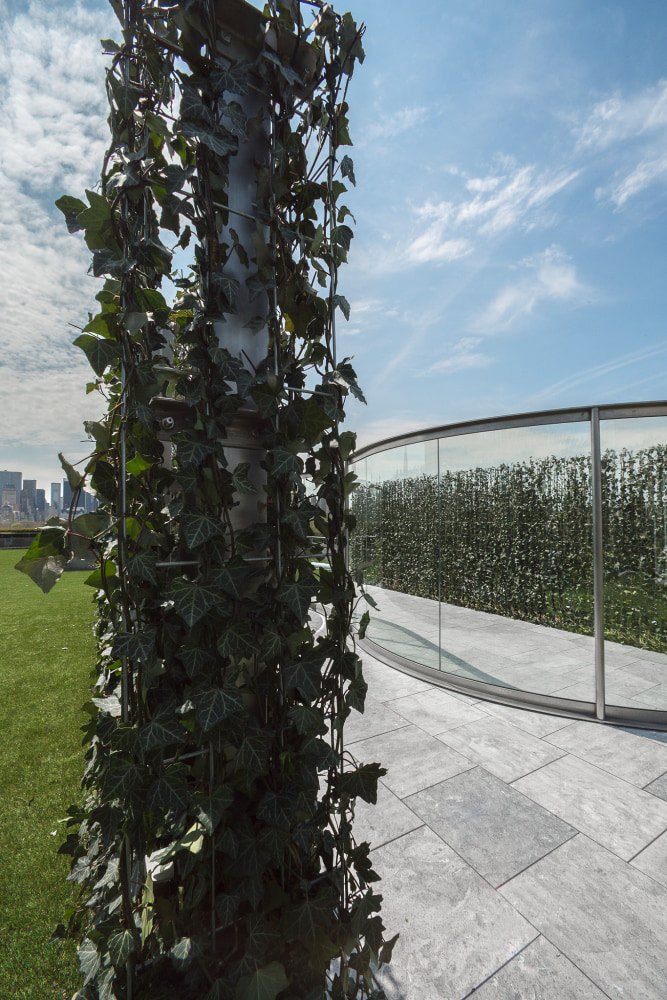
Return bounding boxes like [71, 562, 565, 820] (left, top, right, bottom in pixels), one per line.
[362, 105, 429, 143]
[421, 337, 492, 376]
[0, 1, 115, 467]
[576, 80, 667, 207]
[576, 80, 667, 151]
[476, 246, 589, 332]
[400, 163, 578, 269]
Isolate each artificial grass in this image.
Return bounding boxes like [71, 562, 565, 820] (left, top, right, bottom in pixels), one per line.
[0, 550, 96, 999]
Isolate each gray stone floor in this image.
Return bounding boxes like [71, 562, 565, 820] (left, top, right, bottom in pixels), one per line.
[365, 586, 667, 711]
[352, 649, 667, 1000]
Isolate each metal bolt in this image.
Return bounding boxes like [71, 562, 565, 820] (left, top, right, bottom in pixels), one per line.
[161, 416, 175, 431]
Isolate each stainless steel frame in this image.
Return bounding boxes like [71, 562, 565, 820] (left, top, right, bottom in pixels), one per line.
[352, 400, 667, 730]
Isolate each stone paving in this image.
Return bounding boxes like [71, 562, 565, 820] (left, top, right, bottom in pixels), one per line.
[351, 648, 667, 1000]
[364, 586, 667, 711]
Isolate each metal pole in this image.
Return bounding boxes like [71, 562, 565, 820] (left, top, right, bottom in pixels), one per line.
[590, 407, 605, 720]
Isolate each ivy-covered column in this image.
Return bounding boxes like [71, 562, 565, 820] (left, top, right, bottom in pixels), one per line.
[17, 2, 396, 999]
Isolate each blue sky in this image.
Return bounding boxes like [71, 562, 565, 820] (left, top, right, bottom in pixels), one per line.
[1, 0, 666, 489]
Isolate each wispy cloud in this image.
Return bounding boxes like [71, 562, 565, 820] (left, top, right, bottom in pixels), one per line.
[534, 341, 667, 401]
[420, 337, 492, 376]
[362, 105, 429, 144]
[576, 80, 667, 150]
[399, 162, 579, 269]
[476, 245, 589, 332]
[575, 80, 667, 207]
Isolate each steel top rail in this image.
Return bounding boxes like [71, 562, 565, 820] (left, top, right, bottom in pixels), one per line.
[351, 399, 667, 463]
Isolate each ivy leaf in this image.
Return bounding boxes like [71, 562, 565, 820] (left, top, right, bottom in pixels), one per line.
[340, 154, 356, 186]
[217, 621, 258, 659]
[192, 684, 244, 732]
[234, 734, 270, 777]
[211, 558, 256, 599]
[55, 194, 87, 233]
[139, 713, 185, 751]
[108, 929, 138, 967]
[78, 938, 100, 985]
[212, 58, 252, 95]
[181, 513, 225, 549]
[311, 223, 324, 255]
[181, 122, 238, 157]
[287, 705, 327, 736]
[147, 772, 190, 814]
[337, 762, 386, 804]
[169, 578, 220, 627]
[284, 657, 322, 703]
[211, 271, 241, 308]
[232, 462, 257, 495]
[330, 225, 353, 252]
[269, 445, 302, 479]
[193, 786, 233, 835]
[177, 439, 217, 468]
[236, 961, 290, 1000]
[74, 334, 120, 376]
[59, 452, 85, 492]
[332, 294, 351, 321]
[170, 936, 201, 971]
[277, 571, 319, 619]
[126, 550, 159, 587]
[215, 892, 241, 928]
[104, 760, 147, 797]
[112, 629, 155, 663]
[14, 526, 71, 594]
[177, 646, 213, 679]
[285, 889, 337, 947]
[345, 673, 368, 713]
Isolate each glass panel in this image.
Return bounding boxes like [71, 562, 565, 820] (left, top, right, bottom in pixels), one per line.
[600, 416, 667, 711]
[351, 442, 441, 670]
[437, 422, 595, 699]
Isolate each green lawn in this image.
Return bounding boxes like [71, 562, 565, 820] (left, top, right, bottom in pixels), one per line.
[0, 550, 96, 999]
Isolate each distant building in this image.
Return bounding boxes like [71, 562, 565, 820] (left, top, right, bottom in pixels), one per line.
[1, 485, 18, 512]
[62, 478, 73, 512]
[0, 470, 21, 494]
[21, 479, 37, 520]
[35, 489, 46, 519]
[51, 482, 61, 514]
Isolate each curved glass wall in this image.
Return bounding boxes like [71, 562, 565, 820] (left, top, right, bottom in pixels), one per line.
[349, 402, 667, 728]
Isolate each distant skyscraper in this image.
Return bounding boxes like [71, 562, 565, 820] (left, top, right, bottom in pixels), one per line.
[51, 482, 61, 513]
[0, 470, 21, 493]
[21, 479, 36, 519]
[1, 485, 18, 510]
[62, 478, 73, 511]
[35, 489, 46, 518]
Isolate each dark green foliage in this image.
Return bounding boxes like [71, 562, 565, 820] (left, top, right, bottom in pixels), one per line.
[22, 2, 396, 998]
[351, 446, 667, 651]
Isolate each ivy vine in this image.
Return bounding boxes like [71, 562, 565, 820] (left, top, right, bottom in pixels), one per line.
[18, 2, 396, 998]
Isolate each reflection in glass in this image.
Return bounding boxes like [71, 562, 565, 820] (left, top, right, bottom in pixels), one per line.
[600, 417, 667, 710]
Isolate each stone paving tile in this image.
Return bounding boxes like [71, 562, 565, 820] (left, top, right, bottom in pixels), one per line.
[476, 699, 576, 737]
[545, 720, 667, 786]
[405, 767, 575, 887]
[386, 688, 485, 734]
[630, 683, 667, 711]
[352, 780, 423, 851]
[643, 770, 667, 799]
[373, 826, 536, 1000]
[360, 658, 431, 702]
[513, 754, 667, 860]
[631, 828, 667, 888]
[351, 724, 474, 799]
[468, 935, 609, 1000]
[343, 697, 409, 745]
[500, 834, 667, 1000]
[437, 716, 565, 782]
